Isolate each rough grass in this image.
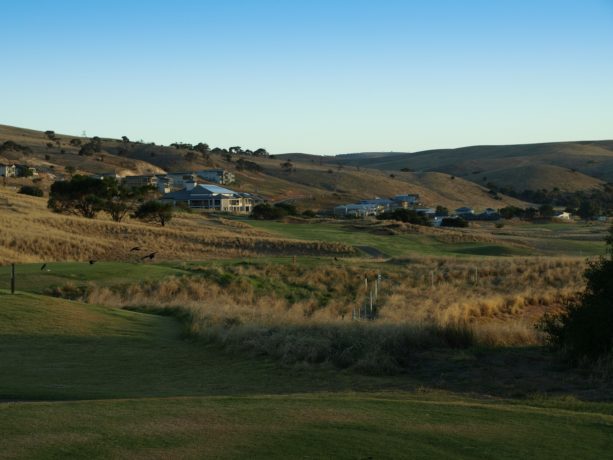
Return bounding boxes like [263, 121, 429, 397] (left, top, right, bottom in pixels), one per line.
[21, 256, 584, 373]
[0, 188, 354, 264]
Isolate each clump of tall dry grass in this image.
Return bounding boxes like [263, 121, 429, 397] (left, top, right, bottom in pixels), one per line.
[69, 257, 587, 373]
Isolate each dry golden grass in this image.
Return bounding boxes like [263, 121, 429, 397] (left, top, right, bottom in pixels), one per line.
[81, 256, 585, 347]
[0, 188, 353, 264]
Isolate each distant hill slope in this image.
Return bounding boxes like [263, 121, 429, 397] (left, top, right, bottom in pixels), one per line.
[0, 124, 530, 210]
[327, 141, 613, 192]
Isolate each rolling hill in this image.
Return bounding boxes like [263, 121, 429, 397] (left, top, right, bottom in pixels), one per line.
[320, 141, 613, 192]
[0, 124, 529, 210]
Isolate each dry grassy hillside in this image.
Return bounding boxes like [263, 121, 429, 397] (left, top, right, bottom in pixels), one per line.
[326, 141, 613, 192]
[0, 124, 530, 210]
[0, 188, 353, 264]
[226, 156, 528, 210]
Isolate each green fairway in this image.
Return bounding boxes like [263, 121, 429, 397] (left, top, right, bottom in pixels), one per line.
[245, 220, 531, 257]
[1, 290, 613, 458]
[244, 219, 609, 257]
[0, 262, 188, 294]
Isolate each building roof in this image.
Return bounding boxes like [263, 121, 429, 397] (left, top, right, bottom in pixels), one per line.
[162, 184, 239, 201]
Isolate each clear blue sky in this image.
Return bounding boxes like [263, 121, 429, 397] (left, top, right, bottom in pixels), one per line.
[1, 0, 612, 154]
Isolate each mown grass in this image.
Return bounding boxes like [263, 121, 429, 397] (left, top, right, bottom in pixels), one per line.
[3, 394, 613, 459]
[245, 219, 607, 257]
[0, 262, 187, 294]
[1, 291, 613, 459]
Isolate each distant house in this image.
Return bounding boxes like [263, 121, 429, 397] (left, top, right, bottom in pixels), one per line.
[553, 211, 572, 221]
[415, 207, 436, 216]
[0, 163, 16, 177]
[432, 216, 444, 227]
[123, 175, 158, 188]
[161, 182, 254, 213]
[93, 172, 123, 181]
[161, 172, 198, 190]
[455, 207, 474, 216]
[334, 203, 379, 218]
[196, 169, 235, 185]
[357, 198, 395, 213]
[392, 194, 420, 207]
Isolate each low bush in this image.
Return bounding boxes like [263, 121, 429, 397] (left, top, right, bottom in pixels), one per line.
[18, 185, 44, 197]
[537, 225, 613, 362]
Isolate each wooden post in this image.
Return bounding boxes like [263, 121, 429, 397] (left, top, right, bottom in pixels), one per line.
[10, 263, 15, 294]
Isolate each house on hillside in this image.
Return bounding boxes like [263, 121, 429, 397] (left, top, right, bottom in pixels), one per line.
[455, 207, 474, 217]
[196, 169, 235, 185]
[161, 172, 198, 190]
[357, 198, 395, 213]
[415, 207, 436, 216]
[392, 194, 420, 207]
[0, 163, 16, 177]
[334, 203, 379, 218]
[123, 174, 158, 188]
[160, 182, 255, 213]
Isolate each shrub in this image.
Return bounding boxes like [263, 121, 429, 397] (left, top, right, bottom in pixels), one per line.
[537, 225, 613, 361]
[377, 208, 430, 226]
[18, 185, 44, 197]
[251, 203, 288, 220]
[441, 217, 468, 228]
[133, 200, 173, 226]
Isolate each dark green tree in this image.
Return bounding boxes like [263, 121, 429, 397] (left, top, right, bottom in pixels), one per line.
[577, 200, 599, 220]
[48, 175, 113, 218]
[133, 201, 173, 226]
[538, 225, 613, 361]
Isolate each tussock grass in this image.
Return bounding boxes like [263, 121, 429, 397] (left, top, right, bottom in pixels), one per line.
[76, 257, 586, 373]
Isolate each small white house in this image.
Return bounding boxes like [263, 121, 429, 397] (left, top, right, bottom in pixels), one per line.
[553, 211, 572, 220]
[0, 163, 17, 177]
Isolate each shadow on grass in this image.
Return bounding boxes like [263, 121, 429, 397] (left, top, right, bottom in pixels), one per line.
[2, 328, 611, 403]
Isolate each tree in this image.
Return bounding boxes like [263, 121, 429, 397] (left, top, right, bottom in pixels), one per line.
[538, 225, 613, 362]
[577, 200, 599, 220]
[377, 209, 431, 226]
[48, 175, 114, 218]
[251, 203, 288, 220]
[194, 143, 210, 155]
[18, 185, 43, 197]
[133, 201, 173, 226]
[539, 204, 555, 218]
[441, 217, 468, 228]
[122, 136, 130, 143]
[65, 165, 76, 177]
[228, 146, 242, 155]
[44, 130, 56, 140]
[253, 148, 269, 157]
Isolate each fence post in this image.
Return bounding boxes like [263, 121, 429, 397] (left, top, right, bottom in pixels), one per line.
[11, 263, 15, 294]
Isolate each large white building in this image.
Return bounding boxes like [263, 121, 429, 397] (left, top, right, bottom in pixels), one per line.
[161, 182, 257, 214]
